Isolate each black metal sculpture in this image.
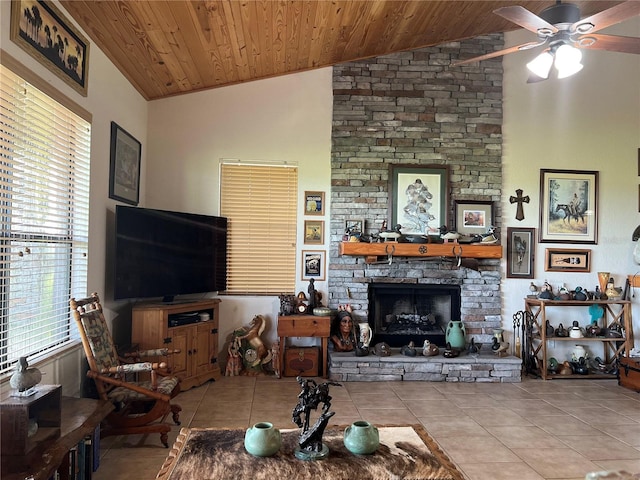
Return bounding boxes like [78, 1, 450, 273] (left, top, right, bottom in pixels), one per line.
[292, 376, 342, 460]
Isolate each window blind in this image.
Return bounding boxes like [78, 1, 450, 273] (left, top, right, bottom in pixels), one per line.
[220, 163, 297, 295]
[0, 65, 90, 374]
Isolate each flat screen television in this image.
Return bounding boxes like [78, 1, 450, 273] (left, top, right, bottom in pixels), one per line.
[114, 205, 227, 302]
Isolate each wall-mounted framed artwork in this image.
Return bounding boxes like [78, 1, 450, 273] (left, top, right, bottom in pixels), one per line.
[10, 0, 90, 96]
[454, 200, 494, 236]
[301, 250, 325, 281]
[506, 227, 535, 279]
[539, 169, 598, 244]
[304, 191, 324, 215]
[544, 248, 591, 273]
[389, 164, 448, 235]
[345, 219, 365, 235]
[304, 220, 324, 244]
[109, 122, 142, 205]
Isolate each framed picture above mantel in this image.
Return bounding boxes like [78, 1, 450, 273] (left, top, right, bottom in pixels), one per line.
[389, 164, 448, 235]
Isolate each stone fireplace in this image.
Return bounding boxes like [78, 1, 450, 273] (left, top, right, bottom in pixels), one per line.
[325, 35, 515, 383]
[368, 283, 461, 347]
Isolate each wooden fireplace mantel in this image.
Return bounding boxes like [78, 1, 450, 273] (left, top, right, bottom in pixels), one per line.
[339, 241, 502, 264]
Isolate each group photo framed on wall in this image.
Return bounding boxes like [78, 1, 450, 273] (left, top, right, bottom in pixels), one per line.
[10, 0, 90, 96]
[109, 122, 142, 206]
[506, 227, 535, 279]
[389, 164, 448, 235]
[301, 250, 325, 281]
[545, 248, 591, 273]
[539, 169, 598, 244]
[454, 200, 494, 235]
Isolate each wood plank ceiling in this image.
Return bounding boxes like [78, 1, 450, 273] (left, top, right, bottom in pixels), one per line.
[59, 1, 624, 100]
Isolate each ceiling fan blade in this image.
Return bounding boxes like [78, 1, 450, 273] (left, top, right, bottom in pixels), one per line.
[576, 34, 640, 55]
[572, 1, 640, 35]
[452, 41, 544, 66]
[494, 5, 558, 35]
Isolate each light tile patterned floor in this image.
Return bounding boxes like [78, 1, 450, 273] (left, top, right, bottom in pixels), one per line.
[94, 376, 640, 480]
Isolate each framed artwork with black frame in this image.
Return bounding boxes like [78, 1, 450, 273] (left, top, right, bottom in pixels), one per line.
[544, 248, 591, 273]
[454, 200, 494, 236]
[109, 122, 141, 205]
[506, 227, 535, 279]
[388, 164, 448, 235]
[301, 250, 325, 281]
[539, 169, 598, 244]
[10, 0, 90, 96]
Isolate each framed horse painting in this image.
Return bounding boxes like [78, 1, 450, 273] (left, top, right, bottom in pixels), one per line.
[539, 169, 598, 244]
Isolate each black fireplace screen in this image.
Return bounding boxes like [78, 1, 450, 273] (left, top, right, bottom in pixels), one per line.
[368, 284, 461, 347]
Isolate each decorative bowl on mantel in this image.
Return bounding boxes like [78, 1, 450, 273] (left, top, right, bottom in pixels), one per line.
[313, 307, 331, 316]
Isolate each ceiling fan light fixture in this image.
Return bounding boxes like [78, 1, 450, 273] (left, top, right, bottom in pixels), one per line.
[526, 51, 554, 79]
[555, 44, 583, 78]
[556, 62, 584, 79]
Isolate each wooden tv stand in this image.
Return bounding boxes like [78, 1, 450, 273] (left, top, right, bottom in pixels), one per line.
[132, 299, 222, 390]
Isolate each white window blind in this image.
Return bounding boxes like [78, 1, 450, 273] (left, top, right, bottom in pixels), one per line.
[220, 163, 297, 295]
[0, 64, 90, 374]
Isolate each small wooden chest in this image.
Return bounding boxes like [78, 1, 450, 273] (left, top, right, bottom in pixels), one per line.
[284, 347, 319, 377]
[618, 357, 640, 392]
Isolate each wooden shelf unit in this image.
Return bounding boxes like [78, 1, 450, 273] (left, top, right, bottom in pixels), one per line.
[524, 298, 633, 380]
[132, 299, 221, 390]
[339, 241, 502, 264]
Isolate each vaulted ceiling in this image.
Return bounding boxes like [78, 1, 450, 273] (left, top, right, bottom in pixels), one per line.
[59, 1, 625, 101]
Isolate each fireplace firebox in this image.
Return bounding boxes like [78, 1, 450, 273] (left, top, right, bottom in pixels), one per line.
[368, 283, 462, 348]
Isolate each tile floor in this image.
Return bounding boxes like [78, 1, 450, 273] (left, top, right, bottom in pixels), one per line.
[94, 375, 640, 480]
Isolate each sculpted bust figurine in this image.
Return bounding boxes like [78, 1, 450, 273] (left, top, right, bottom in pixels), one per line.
[330, 305, 356, 352]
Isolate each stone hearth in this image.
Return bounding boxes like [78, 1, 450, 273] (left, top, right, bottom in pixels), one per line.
[329, 351, 521, 383]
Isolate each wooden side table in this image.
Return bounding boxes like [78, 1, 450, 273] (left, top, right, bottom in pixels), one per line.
[277, 315, 331, 378]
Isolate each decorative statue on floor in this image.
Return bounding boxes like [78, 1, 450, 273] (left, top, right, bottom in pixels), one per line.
[234, 315, 272, 372]
[291, 376, 342, 460]
[225, 337, 243, 376]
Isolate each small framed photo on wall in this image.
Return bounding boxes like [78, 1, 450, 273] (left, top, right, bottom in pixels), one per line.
[304, 220, 324, 244]
[345, 219, 364, 235]
[304, 191, 325, 215]
[544, 248, 591, 273]
[506, 227, 535, 279]
[301, 250, 325, 281]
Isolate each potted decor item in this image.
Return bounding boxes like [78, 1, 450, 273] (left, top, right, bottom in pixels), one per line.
[244, 421, 282, 457]
[343, 421, 379, 455]
[445, 321, 466, 349]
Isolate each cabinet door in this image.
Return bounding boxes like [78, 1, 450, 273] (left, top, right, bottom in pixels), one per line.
[169, 327, 190, 378]
[193, 323, 215, 376]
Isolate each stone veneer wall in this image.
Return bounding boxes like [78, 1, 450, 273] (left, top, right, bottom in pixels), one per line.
[328, 35, 505, 346]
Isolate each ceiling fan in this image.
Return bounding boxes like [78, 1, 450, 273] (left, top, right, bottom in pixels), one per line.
[452, 1, 640, 81]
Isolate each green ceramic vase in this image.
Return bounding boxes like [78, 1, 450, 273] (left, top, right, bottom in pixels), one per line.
[244, 422, 282, 457]
[343, 420, 379, 455]
[445, 321, 466, 349]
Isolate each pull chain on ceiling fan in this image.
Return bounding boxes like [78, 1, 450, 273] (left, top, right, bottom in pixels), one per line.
[452, 1, 640, 82]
